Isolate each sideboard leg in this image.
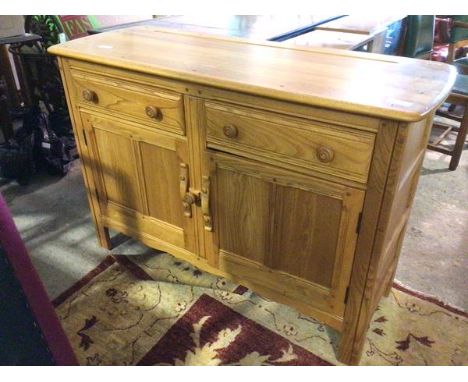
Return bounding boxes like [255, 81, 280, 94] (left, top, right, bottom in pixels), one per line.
[384, 268, 397, 297]
[96, 225, 112, 250]
[337, 324, 367, 365]
[384, 224, 408, 297]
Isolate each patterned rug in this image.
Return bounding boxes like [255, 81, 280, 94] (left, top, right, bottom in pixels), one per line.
[53, 252, 468, 366]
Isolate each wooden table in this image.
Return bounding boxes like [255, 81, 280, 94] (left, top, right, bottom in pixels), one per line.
[283, 30, 374, 51]
[89, 15, 406, 54]
[316, 15, 407, 53]
[89, 15, 344, 41]
[316, 15, 407, 35]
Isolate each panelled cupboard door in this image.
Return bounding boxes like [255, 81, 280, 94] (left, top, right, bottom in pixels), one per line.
[204, 152, 365, 317]
[79, 111, 198, 254]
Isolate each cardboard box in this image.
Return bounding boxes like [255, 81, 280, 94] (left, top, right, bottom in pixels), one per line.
[0, 16, 25, 38]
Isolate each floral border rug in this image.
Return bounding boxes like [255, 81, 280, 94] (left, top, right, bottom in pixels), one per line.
[54, 252, 468, 366]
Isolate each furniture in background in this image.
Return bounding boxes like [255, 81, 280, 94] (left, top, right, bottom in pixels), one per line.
[446, 16, 468, 63]
[454, 57, 468, 75]
[25, 15, 153, 42]
[283, 30, 375, 51]
[88, 15, 345, 41]
[429, 16, 468, 63]
[0, 31, 77, 184]
[0, 45, 15, 143]
[422, 16, 467, 170]
[399, 15, 467, 170]
[0, 33, 42, 143]
[88, 15, 406, 55]
[428, 74, 468, 170]
[0, 193, 78, 365]
[401, 15, 435, 59]
[432, 16, 453, 62]
[314, 14, 406, 34]
[49, 27, 454, 364]
[0, 17, 25, 142]
[431, 18, 468, 171]
[314, 15, 407, 53]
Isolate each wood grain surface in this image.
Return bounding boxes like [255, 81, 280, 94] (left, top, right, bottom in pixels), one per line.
[48, 26, 456, 122]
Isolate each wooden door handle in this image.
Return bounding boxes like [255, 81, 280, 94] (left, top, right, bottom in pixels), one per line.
[180, 163, 194, 217]
[182, 193, 198, 217]
[201, 176, 212, 231]
[180, 164, 212, 227]
[82, 89, 98, 103]
[179, 163, 189, 199]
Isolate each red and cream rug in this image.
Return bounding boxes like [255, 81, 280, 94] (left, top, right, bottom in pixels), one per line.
[53, 253, 468, 366]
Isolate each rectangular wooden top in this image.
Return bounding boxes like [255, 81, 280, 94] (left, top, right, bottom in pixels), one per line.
[48, 26, 456, 122]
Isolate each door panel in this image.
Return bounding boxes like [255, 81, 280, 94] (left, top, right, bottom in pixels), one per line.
[93, 128, 142, 212]
[204, 152, 364, 316]
[139, 142, 184, 228]
[79, 111, 197, 253]
[216, 170, 272, 264]
[272, 186, 342, 288]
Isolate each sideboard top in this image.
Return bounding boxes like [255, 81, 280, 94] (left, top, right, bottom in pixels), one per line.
[49, 26, 456, 122]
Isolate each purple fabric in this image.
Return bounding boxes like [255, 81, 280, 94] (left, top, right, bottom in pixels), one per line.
[0, 194, 78, 365]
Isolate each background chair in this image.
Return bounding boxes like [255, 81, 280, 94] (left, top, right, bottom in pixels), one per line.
[0, 193, 77, 365]
[400, 15, 467, 170]
[401, 15, 435, 59]
[427, 18, 468, 171]
[428, 73, 468, 171]
[446, 16, 468, 63]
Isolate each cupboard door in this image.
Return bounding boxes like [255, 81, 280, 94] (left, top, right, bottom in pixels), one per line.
[203, 152, 364, 318]
[79, 111, 197, 253]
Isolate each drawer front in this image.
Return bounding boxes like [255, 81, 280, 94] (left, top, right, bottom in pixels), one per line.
[205, 101, 375, 183]
[69, 68, 185, 134]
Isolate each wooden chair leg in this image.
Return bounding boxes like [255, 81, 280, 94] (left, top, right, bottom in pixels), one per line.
[449, 105, 468, 171]
[447, 43, 455, 64]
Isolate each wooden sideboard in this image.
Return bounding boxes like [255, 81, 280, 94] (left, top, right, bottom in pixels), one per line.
[49, 27, 455, 364]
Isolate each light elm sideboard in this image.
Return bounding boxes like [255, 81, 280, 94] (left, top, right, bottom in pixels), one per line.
[49, 27, 455, 364]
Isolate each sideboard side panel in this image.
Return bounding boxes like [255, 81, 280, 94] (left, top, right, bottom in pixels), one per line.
[57, 57, 111, 248]
[338, 120, 398, 363]
[375, 116, 434, 301]
[339, 115, 434, 364]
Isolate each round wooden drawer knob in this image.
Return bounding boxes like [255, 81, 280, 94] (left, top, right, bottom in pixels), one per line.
[316, 146, 334, 163]
[145, 106, 163, 120]
[223, 124, 238, 138]
[82, 89, 97, 103]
